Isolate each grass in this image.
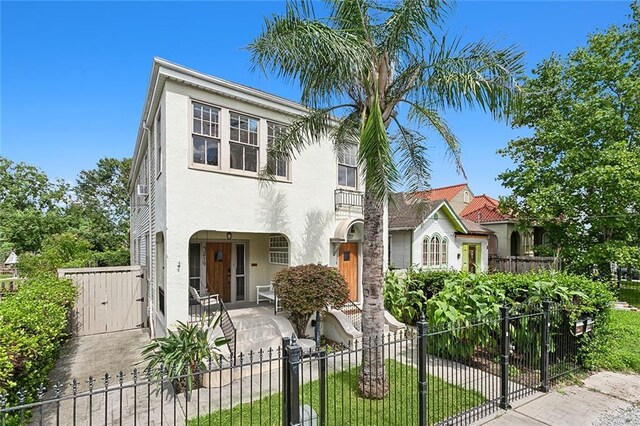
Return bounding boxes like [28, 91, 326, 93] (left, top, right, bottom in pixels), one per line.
[190, 359, 485, 426]
[589, 309, 640, 374]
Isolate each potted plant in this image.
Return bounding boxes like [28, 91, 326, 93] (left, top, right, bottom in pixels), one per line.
[140, 314, 228, 394]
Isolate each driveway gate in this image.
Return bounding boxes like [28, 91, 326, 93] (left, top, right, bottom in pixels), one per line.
[58, 266, 147, 336]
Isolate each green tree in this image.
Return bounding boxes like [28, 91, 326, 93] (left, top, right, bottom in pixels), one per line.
[0, 157, 69, 253]
[249, 0, 523, 397]
[72, 157, 132, 251]
[499, 3, 640, 276]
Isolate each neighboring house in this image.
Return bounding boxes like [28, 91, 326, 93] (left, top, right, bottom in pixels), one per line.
[418, 183, 546, 258]
[129, 58, 383, 336]
[459, 194, 546, 257]
[388, 193, 492, 272]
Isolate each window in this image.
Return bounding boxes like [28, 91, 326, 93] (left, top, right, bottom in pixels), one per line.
[422, 235, 448, 267]
[188, 243, 201, 290]
[430, 235, 440, 266]
[156, 109, 162, 175]
[433, 213, 439, 221]
[192, 102, 220, 167]
[267, 121, 289, 178]
[440, 237, 448, 266]
[463, 191, 470, 203]
[338, 144, 358, 188]
[269, 235, 289, 265]
[236, 244, 246, 301]
[230, 112, 259, 172]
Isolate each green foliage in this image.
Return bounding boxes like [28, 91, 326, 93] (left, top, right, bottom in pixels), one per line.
[0, 276, 75, 404]
[582, 310, 640, 373]
[0, 156, 131, 268]
[141, 316, 228, 394]
[273, 264, 349, 337]
[498, 3, 640, 276]
[383, 269, 460, 324]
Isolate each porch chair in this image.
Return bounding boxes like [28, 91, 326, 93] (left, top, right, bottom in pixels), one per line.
[189, 287, 219, 322]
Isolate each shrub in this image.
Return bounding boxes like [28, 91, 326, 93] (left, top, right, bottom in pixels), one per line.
[383, 268, 459, 324]
[141, 316, 228, 394]
[272, 264, 349, 337]
[0, 275, 76, 406]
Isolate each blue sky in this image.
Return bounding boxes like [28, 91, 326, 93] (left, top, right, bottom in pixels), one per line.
[0, 1, 632, 196]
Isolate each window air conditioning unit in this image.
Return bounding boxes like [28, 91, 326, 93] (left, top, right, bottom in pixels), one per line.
[136, 184, 149, 197]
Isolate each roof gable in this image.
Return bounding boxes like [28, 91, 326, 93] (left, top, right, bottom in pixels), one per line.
[415, 183, 469, 202]
[388, 193, 467, 233]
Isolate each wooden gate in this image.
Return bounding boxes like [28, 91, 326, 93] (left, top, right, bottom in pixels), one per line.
[58, 266, 147, 336]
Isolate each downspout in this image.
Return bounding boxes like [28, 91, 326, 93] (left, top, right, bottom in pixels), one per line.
[142, 119, 155, 339]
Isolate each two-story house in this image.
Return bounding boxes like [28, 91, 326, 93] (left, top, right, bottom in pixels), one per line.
[129, 58, 381, 337]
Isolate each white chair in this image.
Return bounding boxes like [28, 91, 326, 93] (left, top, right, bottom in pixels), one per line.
[256, 283, 276, 305]
[189, 287, 219, 322]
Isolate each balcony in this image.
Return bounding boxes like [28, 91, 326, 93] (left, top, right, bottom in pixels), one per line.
[335, 189, 364, 212]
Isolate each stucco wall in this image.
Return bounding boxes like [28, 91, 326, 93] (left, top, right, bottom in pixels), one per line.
[150, 79, 373, 329]
[448, 185, 473, 215]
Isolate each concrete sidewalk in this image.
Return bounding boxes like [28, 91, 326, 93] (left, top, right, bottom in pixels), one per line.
[473, 371, 640, 425]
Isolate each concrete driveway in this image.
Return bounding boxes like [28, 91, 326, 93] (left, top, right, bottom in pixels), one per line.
[48, 328, 151, 395]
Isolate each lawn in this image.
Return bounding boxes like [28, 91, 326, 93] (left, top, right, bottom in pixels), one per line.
[589, 309, 640, 374]
[190, 359, 485, 426]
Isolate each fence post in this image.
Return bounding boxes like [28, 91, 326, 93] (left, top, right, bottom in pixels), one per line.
[318, 350, 327, 426]
[499, 304, 511, 409]
[287, 338, 302, 426]
[417, 315, 428, 426]
[282, 337, 290, 426]
[540, 300, 550, 392]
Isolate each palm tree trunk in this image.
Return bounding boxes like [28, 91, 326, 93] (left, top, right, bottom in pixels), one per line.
[358, 190, 389, 398]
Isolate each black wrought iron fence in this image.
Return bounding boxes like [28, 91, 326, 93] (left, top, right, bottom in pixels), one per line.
[1, 302, 585, 426]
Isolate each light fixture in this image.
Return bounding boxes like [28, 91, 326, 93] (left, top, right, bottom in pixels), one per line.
[226, 232, 232, 240]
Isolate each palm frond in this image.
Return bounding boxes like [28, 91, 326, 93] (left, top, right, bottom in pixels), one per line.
[359, 93, 398, 200]
[418, 36, 525, 121]
[390, 118, 431, 194]
[260, 106, 351, 181]
[403, 100, 464, 176]
[381, 0, 450, 55]
[247, 1, 370, 107]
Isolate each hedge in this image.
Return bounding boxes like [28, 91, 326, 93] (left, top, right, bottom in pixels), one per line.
[0, 275, 76, 405]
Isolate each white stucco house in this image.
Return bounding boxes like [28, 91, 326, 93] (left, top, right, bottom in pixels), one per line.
[129, 58, 385, 337]
[388, 193, 492, 272]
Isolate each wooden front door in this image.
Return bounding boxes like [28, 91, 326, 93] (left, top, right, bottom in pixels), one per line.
[206, 243, 232, 303]
[338, 243, 359, 301]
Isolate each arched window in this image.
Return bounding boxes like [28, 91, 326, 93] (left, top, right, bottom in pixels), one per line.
[430, 235, 440, 266]
[463, 191, 470, 203]
[422, 237, 430, 265]
[440, 237, 448, 266]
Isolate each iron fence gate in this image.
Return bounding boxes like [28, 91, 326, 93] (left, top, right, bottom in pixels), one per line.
[1, 302, 583, 425]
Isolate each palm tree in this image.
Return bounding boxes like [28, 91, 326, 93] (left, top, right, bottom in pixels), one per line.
[249, 0, 524, 398]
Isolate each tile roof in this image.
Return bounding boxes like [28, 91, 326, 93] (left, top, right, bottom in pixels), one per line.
[415, 183, 468, 202]
[460, 194, 513, 223]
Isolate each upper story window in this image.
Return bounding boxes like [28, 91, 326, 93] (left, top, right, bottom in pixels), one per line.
[463, 190, 470, 203]
[192, 102, 220, 167]
[338, 144, 358, 188]
[230, 112, 259, 172]
[267, 121, 289, 179]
